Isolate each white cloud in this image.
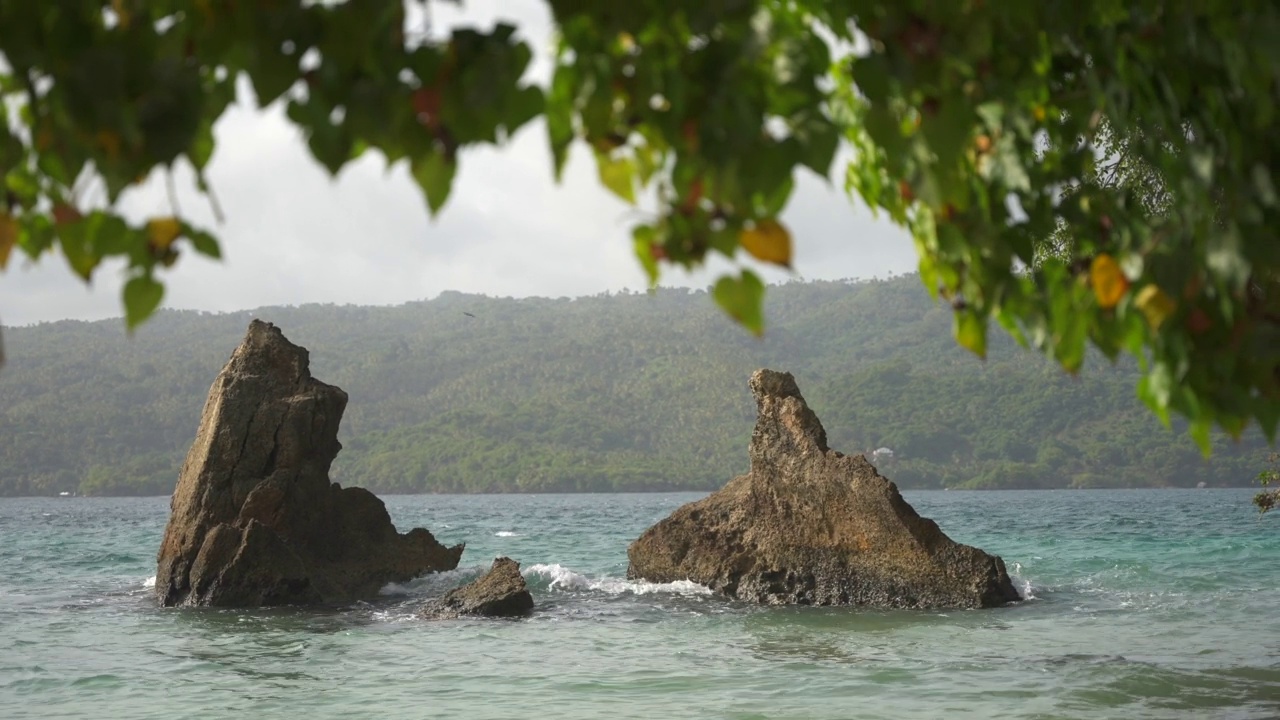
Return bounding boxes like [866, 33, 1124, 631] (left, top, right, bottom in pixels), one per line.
[0, 0, 914, 327]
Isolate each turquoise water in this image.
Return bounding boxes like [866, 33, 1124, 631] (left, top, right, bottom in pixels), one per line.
[1, 490, 1277, 719]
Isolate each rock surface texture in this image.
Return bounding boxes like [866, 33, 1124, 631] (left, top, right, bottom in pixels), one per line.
[421, 557, 535, 619]
[155, 320, 463, 607]
[627, 369, 1021, 609]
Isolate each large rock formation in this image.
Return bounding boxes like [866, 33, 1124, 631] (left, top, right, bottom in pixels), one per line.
[420, 557, 535, 619]
[155, 320, 463, 607]
[627, 369, 1021, 609]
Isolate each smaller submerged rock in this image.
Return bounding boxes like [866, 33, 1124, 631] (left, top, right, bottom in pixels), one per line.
[421, 557, 534, 619]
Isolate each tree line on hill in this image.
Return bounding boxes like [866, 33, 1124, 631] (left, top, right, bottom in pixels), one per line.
[0, 275, 1267, 497]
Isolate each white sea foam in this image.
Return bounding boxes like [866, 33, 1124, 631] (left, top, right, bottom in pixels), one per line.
[370, 608, 420, 623]
[378, 566, 484, 596]
[142, 575, 156, 589]
[524, 563, 712, 596]
[1010, 562, 1037, 601]
[494, 531, 520, 537]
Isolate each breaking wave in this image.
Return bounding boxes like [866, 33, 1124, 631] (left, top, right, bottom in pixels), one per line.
[523, 563, 712, 596]
[1009, 562, 1037, 601]
[379, 566, 485, 597]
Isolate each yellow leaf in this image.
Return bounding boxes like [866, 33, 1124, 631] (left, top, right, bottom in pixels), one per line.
[1090, 253, 1128, 309]
[0, 212, 16, 270]
[739, 219, 792, 268]
[1135, 284, 1176, 329]
[955, 310, 986, 358]
[147, 217, 182, 250]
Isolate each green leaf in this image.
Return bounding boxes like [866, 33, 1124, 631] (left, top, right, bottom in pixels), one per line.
[920, 98, 973, 168]
[0, 122, 22, 172]
[635, 142, 665, 188]
[306, 121, 354, 176]
[547, 112, 574, 182]
[90, 214, 133, 257]
[248, 47, 300, 107]
[57, 223, 99, 281]
[411, 153, 458, 216]
[954, 309, 986, 358]
[752, 174, 795, 218]
[545, 63, 578, 182]
[1048, 284, 1088, 373]
[596, 152, 636, 204]
[1136, 374, 1171, 428]
[1146, 362, 1174, 411]
[1188, 418, 1212, 457]
[852, 55, 892, 102]
[711, 270, 766, 336]
[797, 116, 839, 178]
[36, 149, 71, 187]
[122, 275, 164, 330]
[1256, 396, 1279, 442]
[186, 227, 222, 259]
[5, 167, 40, 207]
[15, 215, 54, 259]
[503, 86, 545, 136]
[632, 225, 660, 287]
[188, 119, 216, 171]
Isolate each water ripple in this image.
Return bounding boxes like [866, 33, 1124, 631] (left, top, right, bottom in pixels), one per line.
[0, 490, 1276, 719]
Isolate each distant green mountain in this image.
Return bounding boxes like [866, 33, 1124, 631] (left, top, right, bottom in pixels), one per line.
[0, 276, 1267, 496]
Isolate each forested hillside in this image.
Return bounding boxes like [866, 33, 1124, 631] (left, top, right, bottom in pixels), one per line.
[0, 276, 1267, 496]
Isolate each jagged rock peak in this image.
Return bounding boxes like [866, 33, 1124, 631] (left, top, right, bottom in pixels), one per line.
[627, 368, 1021, 610]
[155, 320, 463, 607]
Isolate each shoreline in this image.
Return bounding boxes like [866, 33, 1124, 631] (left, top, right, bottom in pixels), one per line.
[0, 485, 1262, 500]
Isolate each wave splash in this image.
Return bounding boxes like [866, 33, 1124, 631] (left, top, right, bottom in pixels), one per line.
[523, 563, 712, 596]
[1010, 562, 1037, 601]
[379, 566, 484, 597]
[142, 576, 156, 589]
[494, 531, 519, 537]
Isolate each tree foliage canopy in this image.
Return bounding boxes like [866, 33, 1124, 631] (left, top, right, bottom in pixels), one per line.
[0, 1, 1277, 447]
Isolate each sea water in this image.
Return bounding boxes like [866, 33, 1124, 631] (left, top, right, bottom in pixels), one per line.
[1, 490, 1277, 719]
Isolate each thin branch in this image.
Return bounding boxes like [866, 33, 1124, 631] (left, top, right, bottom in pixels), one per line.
[196, 170, 226, 224]
[165, 168, 182, 218]
[204, 178, 225, 224]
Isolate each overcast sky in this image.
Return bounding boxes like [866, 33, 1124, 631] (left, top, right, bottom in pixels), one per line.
[0, 0, 915, 327]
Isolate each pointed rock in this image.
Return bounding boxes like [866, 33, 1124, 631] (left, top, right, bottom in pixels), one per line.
[420, 557, 534, 619]
[155, 320, 463, 607]
[627, 369, 1021, 609]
